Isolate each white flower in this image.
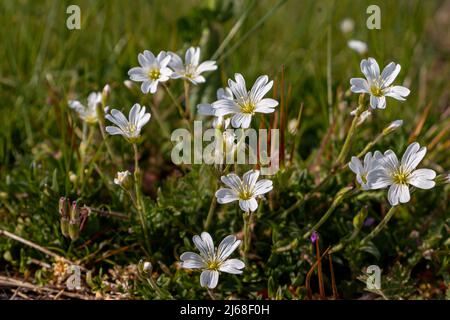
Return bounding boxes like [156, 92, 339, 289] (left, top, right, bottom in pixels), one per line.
[350, 57, 410, 109]
[349, 151, 383, 190]
[128, 50, 172, 94]
[347, 40, 368, 55]
[367, 142, 436, 206]
[168, 47, 217, 85]
[69, 92, 102, 124]
[180, 232, 245, 289]
[215, 169, 273, 212]
[340, 18, 354, 34]
[105, 103, 151, 142]
[197, 88, 233, 129]
[114, 170, 131, 186]
[212, 73, 278, 128]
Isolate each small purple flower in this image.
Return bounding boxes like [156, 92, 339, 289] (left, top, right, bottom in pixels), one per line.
[363, 217, 375, 227]
[310, 231, 319, 243]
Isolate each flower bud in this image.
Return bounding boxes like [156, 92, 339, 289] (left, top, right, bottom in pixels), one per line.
[68, 201, 81, 241]
[124, 80, 135, 90]
[102, 84, 111, 104]
[310, 231, 319, 243]
[435, 173, 450, 186]
[353, 206, 368, 230]
[383, 119, 403, 135]
[59, 197, 70, 237]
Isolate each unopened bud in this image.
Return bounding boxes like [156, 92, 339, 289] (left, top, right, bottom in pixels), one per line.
[383, 119, 403, 135]
[143, 261, 152, 272]
[68, 201, 81, 241]
[59, 197, 70, 237]
[353, 206, 368, 230]
[124, 80, 135, 90]
[68, 219, 80, 241]
[102, 84, 111, 103]
[310, 231, 319, 243]
[435, 173, 450, 186]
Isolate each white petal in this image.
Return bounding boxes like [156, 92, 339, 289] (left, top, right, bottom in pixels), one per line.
[197, 103, 215, 116]
[366, 168, 392, 189]
[243, 170, 260, 189]
[180, 252, 205, 269]
[228, 73, 248, 100]
[239, 198, 258, 212]
[212, 99, 239, 117]
[350, 78, 370, 93]
[200, 270, 219, 289]
[105, 126, 124, 136]
[380, 150, 399, 172]
[381, 62, 401, 87]
[221, 173, 243, 192]
[384, 86, 410, 101]
[388, 184, 410, 206]
[128, 67, 148, 81]
[401, 142, 426, 173]
[217, 87, 233, 100]
[408, 169, 436, 189]
[349, 157, 363, 175]
[217, 236, 241, 261]
[197, 60, 217, 74]
[255, 98, 278, 113]
[110, 109, 129, 127]
[253, 179, 273, 196]
[193, 232, 215, 259]
[141, 81, 152, 94]
[215, 188, 239, 203]
[219, 259, 245, 274]
[370, 95, 386, 109]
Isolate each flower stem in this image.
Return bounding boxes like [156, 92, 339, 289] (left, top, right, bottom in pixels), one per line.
[163, 83, 185, 120]
[243, 211, 252, 259]
[204, 195, 217, 231]
[132, 143, 150, 254]
[336, 94, 365, 165]
[360, 206, 398, 245]
[303, 186, 354, 239]
[315, 238, 325, 299]
[184, 80, 191, 121]
[207, 288, 216, 300]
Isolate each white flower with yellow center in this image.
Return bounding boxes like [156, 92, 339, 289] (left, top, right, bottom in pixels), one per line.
[349, 151, 383, 190]
[215, 169, 273, 212]
[68, 92, 102, 124]
[212, 73, 278, 129]
[350, 57, 410, 109]
[105, 103, 151, 142]
[168, 47, 217, 85]
[367, 142, 436, 206]
[180, 232, 244, 289]
[128, 50, 172, 94]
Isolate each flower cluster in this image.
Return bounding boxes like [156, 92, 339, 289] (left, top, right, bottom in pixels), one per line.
[128, 47, 217, 94]
[350, 142, 436, 206]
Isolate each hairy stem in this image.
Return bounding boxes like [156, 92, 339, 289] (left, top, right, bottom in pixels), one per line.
[360, 206, 398, 245]
[336, 94, 365, 165]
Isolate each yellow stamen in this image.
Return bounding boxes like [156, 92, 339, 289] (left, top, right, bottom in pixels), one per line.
[148, 69, 160, 81]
